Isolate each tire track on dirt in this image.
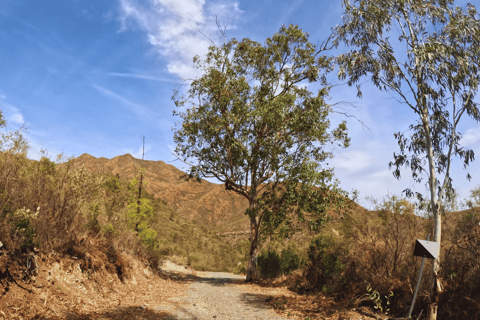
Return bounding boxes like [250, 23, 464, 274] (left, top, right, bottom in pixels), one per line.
[156, 264, 288, 320]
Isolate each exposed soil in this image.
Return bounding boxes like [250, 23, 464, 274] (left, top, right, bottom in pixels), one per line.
[0, 255, 386, 320]
[0, 253, 187, 319]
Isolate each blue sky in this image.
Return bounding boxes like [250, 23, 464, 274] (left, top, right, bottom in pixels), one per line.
[0, 0, 479, 208]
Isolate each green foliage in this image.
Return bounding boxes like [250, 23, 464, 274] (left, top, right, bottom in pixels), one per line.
[257, 245, 305, 278]
[280, 248, 304, 275]
[0, 108, 244, 274]
[365, 282, 393, 315]
[234, 262, 247, 275]
[10, 207, 40, 251]
[102, 174, 123, 219]
[466, 185, 480, 209]
[336, 0, 480, 254]
[137, 220, 158, 249]
[305, 235, 344, 288]
[187, 254, 199, 266]
[173, 24, 350, 279]
[257, 249, 281, 278]
[86, 202, 101, 234]
[126, 197, 153, 229]
[103, 223, 115, 235]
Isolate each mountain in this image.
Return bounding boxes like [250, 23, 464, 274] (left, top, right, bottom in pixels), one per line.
[68, 153, 250, 232]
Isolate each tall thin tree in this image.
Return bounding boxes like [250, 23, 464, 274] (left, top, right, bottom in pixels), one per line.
[135, 135, 145, 232]
[336, 1, 480, 318]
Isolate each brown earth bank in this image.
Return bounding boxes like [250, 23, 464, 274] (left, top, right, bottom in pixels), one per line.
[0, 251, 389, 320]
[0, 252, 188, 319]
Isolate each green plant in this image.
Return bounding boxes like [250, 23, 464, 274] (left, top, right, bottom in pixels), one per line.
[126, 197, 153, 230]
[337, 2, 480, 316]
[234, 262, 247, 275]
[86, 202, 101, 234]
[173, 23, 350, 282]
[305, 236, 344, 289]
[137, 221, 158, 249]
[365, 281, 393, 315]
[257, 249, 281, 278]
[187, 254, 199, 266]
[280, 248, 304, 275]
[10, 207, 40, 251]
[103, 223, 115, 235]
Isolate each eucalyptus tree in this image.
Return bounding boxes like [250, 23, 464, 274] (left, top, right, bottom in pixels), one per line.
[336, 0, 480, 317]
[173, 24, 350, 282]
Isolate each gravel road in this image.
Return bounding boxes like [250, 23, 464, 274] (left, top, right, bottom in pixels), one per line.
[155, 270, 288, 320]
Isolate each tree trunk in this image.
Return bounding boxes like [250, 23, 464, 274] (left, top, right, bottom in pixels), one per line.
[423, 114, 442, 320]
[246, 199, 259, 282]
[135, 168, 144, 233]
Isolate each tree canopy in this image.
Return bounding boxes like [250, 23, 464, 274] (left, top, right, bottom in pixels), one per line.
[173, 24, 350, 281]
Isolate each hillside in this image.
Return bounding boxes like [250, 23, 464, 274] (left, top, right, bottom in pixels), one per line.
[67, 153, 250, 233]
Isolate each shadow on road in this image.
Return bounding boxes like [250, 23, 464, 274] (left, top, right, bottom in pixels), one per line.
[158, 269, 245, 287]
[28, 306, 196, 320]
[238, 291, 276, 312]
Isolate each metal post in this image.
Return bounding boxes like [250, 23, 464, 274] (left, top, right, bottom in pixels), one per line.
[408, 234, 430, 318]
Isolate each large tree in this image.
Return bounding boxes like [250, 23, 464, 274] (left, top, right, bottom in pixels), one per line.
[336, 0, 480, 318]
[173, 24, 350, 282]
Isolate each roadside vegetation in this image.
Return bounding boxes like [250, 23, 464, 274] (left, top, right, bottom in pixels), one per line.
[0, 111, 243, 296]
[250, 193, 480, 319]
[1, 108, 479, 319]
[2, 1, 480, 318]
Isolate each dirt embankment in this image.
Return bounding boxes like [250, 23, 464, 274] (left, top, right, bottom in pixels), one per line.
[0, 254, 386, 320]
[0, 253, 187, 319]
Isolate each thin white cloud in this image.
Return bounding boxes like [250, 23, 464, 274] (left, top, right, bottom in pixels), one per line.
[0, 100, 26, 126]
[109, 72, 177, 82]
[124, 143, 152, 160]
[92, 83, 151, 118]
[117, 0, 243, 80]
[0, 94, 5, 99]
[10, 113, 25, 125]
[331, 150, 374, 173]
[277, 0, 303, 27]
[460, 128, 480, 147]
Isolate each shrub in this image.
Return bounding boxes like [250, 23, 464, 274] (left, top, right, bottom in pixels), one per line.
[305, 236, 344, 290]
[234, 262, 247, 275]
[280, 248, 304, 275]
[86, 202, 101, 234]
[10, 207, 40, 252]
[186, 254, 199, 266]
[257, 249, 281, 278]
[338, 194, 427, 315]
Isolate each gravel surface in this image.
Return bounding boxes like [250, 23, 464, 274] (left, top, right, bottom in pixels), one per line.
[155, 271, 288, 320]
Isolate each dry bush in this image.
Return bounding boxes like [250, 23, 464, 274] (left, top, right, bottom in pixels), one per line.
[307, 193, 480, 319]
[438, 208, 480, 319]
[333, 195, 429, 316]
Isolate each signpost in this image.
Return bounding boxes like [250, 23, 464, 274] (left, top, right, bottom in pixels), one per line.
[408, 234, 436, 319]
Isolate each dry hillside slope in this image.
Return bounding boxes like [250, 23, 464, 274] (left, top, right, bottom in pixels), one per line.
[68, 153, 250, 232]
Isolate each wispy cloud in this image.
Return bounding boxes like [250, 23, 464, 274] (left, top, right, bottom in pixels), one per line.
[109, 72, 177, 82]
[461, 127, 480, 147]
[92, 83, 151, 118]
[117, 0, 243, 80]
[0, 100, 26, 126]
[277, 0, 303, 27]
[331, 150, 374, 173]
[124, 143, 152, 159]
